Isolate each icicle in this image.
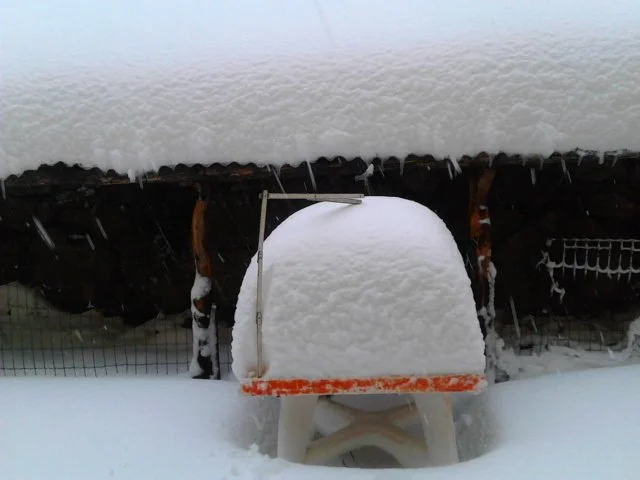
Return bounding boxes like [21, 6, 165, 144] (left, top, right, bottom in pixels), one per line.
[305, 161, 317, 192]
[95, 217, 108, 239]
[598, 151, 605, 165]
[127, 169, 136, 183]
[0, 179, 5, 200]
[560, 158, 571, 183]
[446, 162, 453, 180]
[33, 216, 55, 250]
[354, 164, 373, 182]
[399, 158, 405, 176]
[530, 168, 536, 185]
[85, 234, 95, 250]
[449, 156, 462, 175]
[138, 175, 144, 190]
[269, 165, 286, 194]
[354, 163, 374, 195]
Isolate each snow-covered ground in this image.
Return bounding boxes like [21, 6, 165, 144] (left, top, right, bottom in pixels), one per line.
[3, 360, 640, 480]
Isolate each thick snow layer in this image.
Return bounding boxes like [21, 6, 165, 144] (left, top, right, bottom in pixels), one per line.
[3, 365, 640, 479]
[2, 0, 640, 180]
[232, 196, 485, 380]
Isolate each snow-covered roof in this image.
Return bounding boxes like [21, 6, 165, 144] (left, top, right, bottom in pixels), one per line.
[232, 196, 485, 380]
[2, 0, 640, 182]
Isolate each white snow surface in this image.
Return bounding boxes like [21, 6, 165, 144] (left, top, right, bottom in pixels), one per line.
[232, 196, 485, 380]
[3, 364, 640, 479]
[2, 0, 640, 180]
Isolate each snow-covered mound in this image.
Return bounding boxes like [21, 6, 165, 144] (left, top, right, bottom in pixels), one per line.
[232, 196, 485, 381]
[2, 1, 640, 180]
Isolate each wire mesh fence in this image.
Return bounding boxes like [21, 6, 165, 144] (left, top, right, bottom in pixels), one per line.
[497, 311, 633, 356]
[495, 236, 639, 357]
[0, 282, 232, 377]
[2, 264, 637, 379]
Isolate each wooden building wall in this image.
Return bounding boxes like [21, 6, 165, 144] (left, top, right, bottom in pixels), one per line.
[2, 156, 640, 329]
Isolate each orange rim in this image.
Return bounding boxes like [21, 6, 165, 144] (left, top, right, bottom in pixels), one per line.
[241, 374, 486, 396]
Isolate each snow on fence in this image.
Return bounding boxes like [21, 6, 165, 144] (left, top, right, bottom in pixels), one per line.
[0, 282, 232, 377]
[539, 238, 640, 300]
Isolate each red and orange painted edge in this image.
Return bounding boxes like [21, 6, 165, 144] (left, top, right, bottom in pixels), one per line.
[241, 374, 487, 396]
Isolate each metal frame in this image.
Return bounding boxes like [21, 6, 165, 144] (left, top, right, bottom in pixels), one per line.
[254, 190, 365, 377]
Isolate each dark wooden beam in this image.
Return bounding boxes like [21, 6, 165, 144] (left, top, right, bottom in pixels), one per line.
[469, 169, 499, 381]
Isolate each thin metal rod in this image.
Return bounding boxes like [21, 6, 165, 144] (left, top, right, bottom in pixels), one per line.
[312, 198, 362, 204]
[267, 193, 364, 201]
[255, 189, 269, 377]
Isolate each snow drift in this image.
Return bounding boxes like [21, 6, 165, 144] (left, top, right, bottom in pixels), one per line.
[231, 196, 485, 380]
[2, 0, 640, 180]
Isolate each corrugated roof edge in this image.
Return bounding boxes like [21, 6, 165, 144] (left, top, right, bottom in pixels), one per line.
[3, 150, 639, 189]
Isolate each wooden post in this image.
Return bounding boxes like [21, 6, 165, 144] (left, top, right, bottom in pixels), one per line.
[189, 183, 219, 379]
[469, 169, 498, 381]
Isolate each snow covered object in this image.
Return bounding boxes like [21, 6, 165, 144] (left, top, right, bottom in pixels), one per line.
[231, 195, 486, 467]
[231, 196, 486, 383]
[3, 2, 640, 180]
